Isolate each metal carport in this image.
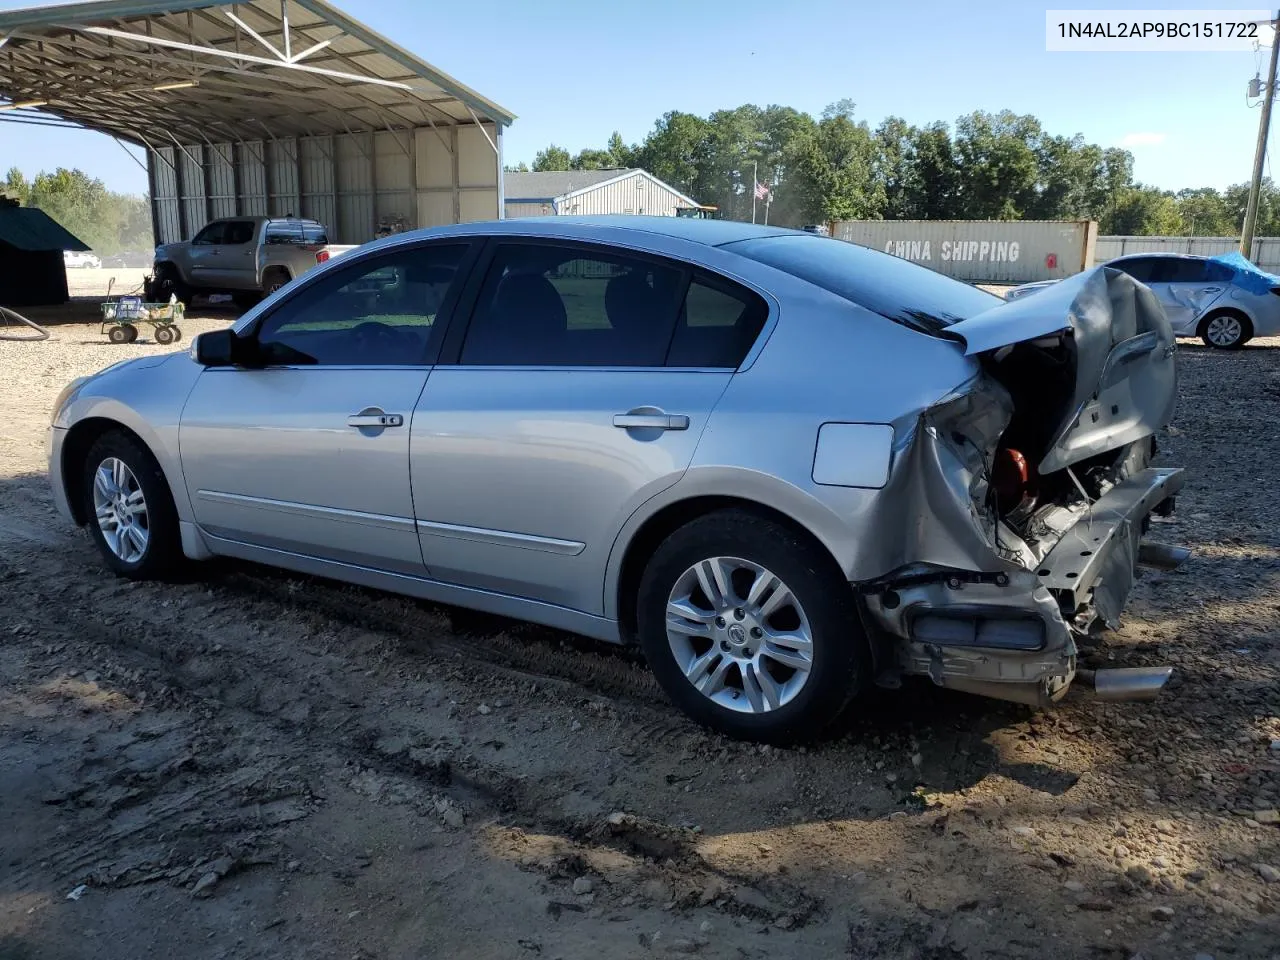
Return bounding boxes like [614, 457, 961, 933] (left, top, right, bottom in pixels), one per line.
[0, 0, 516, 245]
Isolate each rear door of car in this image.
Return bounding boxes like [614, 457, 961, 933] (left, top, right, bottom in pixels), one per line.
[179, 239, 479, 574]
[408, 238, 768, 613]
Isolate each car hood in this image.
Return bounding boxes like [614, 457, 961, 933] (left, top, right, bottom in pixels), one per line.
[948, 266, 1178, 474]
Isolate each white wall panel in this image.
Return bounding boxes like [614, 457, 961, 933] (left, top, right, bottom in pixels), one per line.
[151, 123, 503, 247]
[268, 139, 301, 218]
[237, 141, 268, 217]
[207, 143, 237, 220]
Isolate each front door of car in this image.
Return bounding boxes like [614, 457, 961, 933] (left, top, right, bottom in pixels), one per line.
[410, 239, 769, 613]
[207, 219, 259, 289]
[179, 241, 476, 574]
[1143, 257, 1230, 334]
[187, 220, 227, 285]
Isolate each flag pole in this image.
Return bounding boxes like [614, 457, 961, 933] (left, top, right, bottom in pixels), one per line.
[751, 160, 757, 224]
[764, 190, 771, 225]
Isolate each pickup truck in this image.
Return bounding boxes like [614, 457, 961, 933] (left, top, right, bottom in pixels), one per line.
[149, 216, 356, 307]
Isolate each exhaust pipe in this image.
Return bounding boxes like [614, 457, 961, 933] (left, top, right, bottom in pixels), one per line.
[1138, 541, 1191, 571]
[1078, 666, 1173, 702]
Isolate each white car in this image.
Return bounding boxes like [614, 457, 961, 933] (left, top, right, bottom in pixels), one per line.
[1004, 253, 1280, 350]
[63, 250, 101, 269]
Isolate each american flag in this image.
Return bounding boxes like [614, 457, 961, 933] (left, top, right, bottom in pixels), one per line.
[754, 180, 770, 200]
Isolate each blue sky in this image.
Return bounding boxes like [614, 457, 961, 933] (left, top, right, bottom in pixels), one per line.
[0, 0, 1275, 195]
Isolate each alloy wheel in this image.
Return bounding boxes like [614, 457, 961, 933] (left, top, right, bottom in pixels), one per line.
[1206, 315, 1243, 347]
[664, 556, 814, 714]
[92, 457, 149, 563]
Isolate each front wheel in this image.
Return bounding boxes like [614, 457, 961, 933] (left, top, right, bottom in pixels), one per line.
[81, 430, 185, 580]
[636, 509, 868, 744]
[154, 324, 177, 345]
[1200, 311, 1252, 349]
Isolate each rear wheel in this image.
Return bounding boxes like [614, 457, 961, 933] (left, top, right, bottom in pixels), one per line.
[107, 325, 130, 344]
[1199, 310, 1252, 349]
[154, 324, 176, 346]
[81, 430, 185, 580]
[262, 268, 291, 297]
[636, 509, 868, 744]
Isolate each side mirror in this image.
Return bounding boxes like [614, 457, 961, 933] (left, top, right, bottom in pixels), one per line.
[192, 328, 238, 366]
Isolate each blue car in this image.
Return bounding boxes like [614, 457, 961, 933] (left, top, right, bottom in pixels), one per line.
[1005, 251, 1280, 349]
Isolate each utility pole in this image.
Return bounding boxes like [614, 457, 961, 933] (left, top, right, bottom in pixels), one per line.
[751, 160, 758, 224]
[1242, 10, 1280, 257]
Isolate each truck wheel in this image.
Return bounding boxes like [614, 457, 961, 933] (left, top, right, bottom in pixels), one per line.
[153, 265, 191, 306]
[262, 268, 291, 296]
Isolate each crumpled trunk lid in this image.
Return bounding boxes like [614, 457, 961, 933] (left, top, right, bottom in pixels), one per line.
[946, 267, 1178, 474]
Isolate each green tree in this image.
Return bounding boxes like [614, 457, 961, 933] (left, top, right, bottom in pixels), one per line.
[789, 101, 884, 222]
[1104, 186, 1183, 235]
[503, 161, 530, 173]
[571, 148, 617, 170]
[2, 166, 30, 204]
[1175, 187, 1233, 236]
[532, 145, 571, 172]
[634, 111, 714, 200]
[953, 110, 1042, 219]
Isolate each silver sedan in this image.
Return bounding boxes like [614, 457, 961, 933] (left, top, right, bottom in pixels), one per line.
[1005, 252, 1280, 349]
[48, 217, 1185, 742]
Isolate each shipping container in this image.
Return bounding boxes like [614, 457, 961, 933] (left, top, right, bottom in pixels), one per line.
[829, 220, 1098, 284]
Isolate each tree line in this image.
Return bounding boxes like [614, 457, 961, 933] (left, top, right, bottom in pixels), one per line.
[2, 167, 152, 254]
[508, 101, 1280, 236]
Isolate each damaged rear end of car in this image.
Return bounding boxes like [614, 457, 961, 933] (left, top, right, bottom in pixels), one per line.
[860, 267, 1185, 707]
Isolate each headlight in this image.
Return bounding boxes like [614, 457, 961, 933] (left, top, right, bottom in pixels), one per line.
[50, 376, 89, 427]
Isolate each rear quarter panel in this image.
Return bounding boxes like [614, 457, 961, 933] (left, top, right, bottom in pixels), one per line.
[601, 266, 981, 618]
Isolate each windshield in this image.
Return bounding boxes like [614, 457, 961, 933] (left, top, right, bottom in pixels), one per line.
[725, 233, 1002, 335]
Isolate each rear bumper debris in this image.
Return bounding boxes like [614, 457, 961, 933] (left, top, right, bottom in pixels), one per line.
[863, 466, 1187, 707]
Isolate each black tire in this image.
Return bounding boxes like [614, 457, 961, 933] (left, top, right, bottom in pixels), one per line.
[1198, 310, 1252, 349]
[170, 326, 183, 342]
[152, 265, 192, 307]
[154, 324, 176, 346]
[124, 324, 139, 344]
[636, 509, 868, 744]
[107, 325, 130, 344]
[262, 269, 291, 296]
[80, 430, 185, 581]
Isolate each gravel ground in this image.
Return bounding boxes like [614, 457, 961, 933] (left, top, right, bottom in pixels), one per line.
[2, 322, 1279, 960]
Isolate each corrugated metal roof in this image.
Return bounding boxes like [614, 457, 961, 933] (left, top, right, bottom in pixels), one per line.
[0, 206, 90, 252]
[0, 0, 515, 146]
[503, 169, 638, 201]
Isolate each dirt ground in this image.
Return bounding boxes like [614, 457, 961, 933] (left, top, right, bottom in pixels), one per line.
[2, 315, 1280, 960]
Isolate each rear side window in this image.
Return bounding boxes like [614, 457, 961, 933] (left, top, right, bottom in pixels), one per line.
[459, 243, 684, 366]
[222, 220, 255, 245]
[724, 234, 1000, 336]
[667, 276, 768, 368]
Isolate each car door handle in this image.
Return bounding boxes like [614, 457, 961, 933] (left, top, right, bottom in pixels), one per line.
[613, 413, 689, 431]
[347, 412, 404, 428]
[1201, 286, 1223, 293]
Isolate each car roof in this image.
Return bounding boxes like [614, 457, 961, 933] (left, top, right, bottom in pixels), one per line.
[386, 215, 800, 249]
[1109, 252, 1207, 261]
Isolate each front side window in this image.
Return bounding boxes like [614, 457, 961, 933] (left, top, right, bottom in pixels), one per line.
[254, 244, 468, 366]
[192, 222, 226, 246]
[459, 243, 683, 366]
[1158, 258, 1211, 284]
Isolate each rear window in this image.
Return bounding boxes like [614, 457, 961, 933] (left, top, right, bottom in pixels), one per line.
[265, 221, 328, 246]
[724, 233, 1001, 335]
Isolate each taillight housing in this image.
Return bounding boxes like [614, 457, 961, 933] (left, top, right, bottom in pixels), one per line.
[316, 250, 330, 264]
